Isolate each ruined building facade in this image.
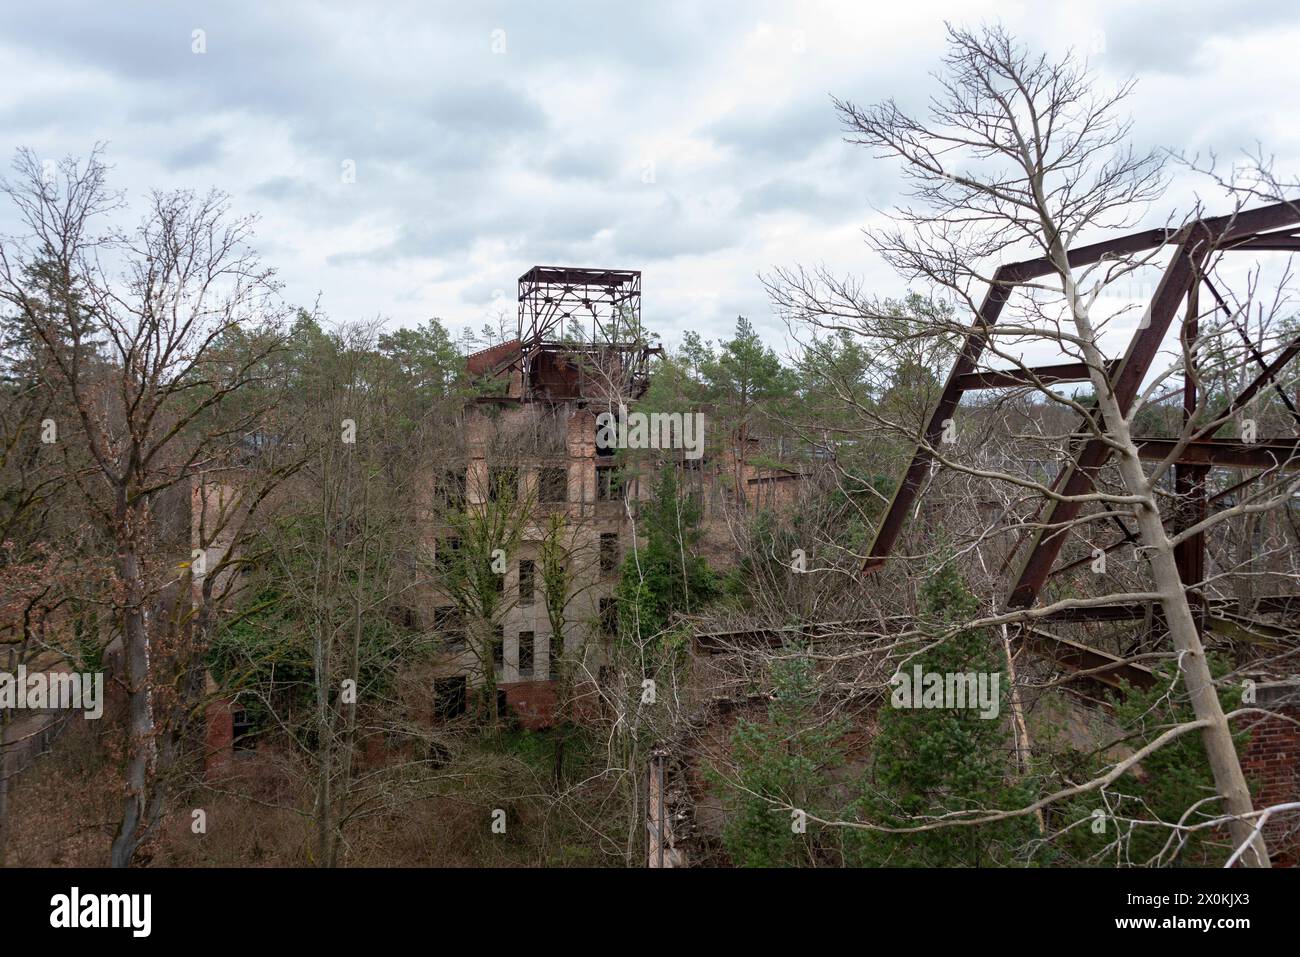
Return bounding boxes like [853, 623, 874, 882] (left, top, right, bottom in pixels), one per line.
[425, 268, 656, 728]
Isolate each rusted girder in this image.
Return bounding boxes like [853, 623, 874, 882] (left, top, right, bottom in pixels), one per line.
[1134, 437, 1300, 470]
[1004, 200, 1300, 607]
[1174, 285, 1208, 599]
[954, 360, 1117, 391]
[864, 227, 1189, 571]
[862, 198, 1300, 604]
[1037, 604, 1154, 623]
[1004, 241, 1211, 606]
[1017, 628, 1156, 691]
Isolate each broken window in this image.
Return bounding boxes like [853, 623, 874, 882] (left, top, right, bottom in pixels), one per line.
[489, 466, 518, 503]
[492, 626, 504, 676]
[434, 676, 467, 720]
[518, 559, 535, 605]
[435, 469, 467, 510]
[539, 466, 567, 503]
[599, 597, 617, 635]
[232, 709, 255, 752]
[596, 420, 616, 458]
[600, 532, 618, 574]
[518, 631, 535, 678]
[597, 466, 621, 502]
[436, 536, 462, 569]
[433, 606, 465, 650]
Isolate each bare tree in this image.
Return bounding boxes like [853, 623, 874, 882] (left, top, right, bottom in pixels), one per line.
[766, 25, 1299, 866]
[0, 148, 290, 866]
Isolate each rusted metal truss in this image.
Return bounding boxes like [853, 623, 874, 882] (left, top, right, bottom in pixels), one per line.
[514, 266, 656, 399]
[691, 615, 1159, 694]
[517, 266, 641, 347]
[862, 198, 1300, 614]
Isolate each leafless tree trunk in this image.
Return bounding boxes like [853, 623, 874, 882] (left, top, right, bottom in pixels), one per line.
[0, 148, 290, 866]
[764, 25, 1297, 865]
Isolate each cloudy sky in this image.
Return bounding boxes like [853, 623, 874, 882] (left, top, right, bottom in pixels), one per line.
[1, 0, 1297, 356]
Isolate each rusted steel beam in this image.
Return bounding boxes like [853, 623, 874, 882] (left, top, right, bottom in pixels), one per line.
[1134, 437, 1300, 469]
[864, 228, 1208, 572]
[1255, 595, 1300, 616]
[1005, 241, 1208, 607]
[1174, 288, 1207, 598]
[1047, 515, 1140, 580]
[1048, 537, 1129, 580]
[863, 274, 1014, 571]
[1201, 275, 1300, 426]
[1038, 604, 1153, 623]
[1000, 229, 1176, 283]
[1217, 333, 1300, 427]
[1207, 468, 1277, 506]
[1004, 201, 1300, 606]
[1036, 595, 1300, 625]
[954, 361, 1110, 390]
[1173, 465, 1209, 586]
[864, 198, 1300, 581]
[1227, 230, 1300, 251]
[1001, 200, 1300, 284]
[692, 617, 895, 654]
[1018, 628, 1157, 690]
[1206, 614, 1295, 648]
[1195, 200, 1300, 244]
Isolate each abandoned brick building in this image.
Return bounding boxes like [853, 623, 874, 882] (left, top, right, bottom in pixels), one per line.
[424, 267, 655, 728]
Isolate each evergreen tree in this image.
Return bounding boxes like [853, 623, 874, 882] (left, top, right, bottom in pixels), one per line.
[615, 468, 716, 641]
[849, 563, 1038, 866]
[1050, 656, 1251, 866]
[717, 653, 850, 867]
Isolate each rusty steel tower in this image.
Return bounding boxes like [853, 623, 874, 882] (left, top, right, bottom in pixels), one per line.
[515, 266, 655, 400]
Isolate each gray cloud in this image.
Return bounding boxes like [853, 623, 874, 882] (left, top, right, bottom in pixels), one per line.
[0, 1, 1295, 348]
[704, 96, 843, 162]
[1099, 0, 1297, 75]
[165, 132, 226, 171]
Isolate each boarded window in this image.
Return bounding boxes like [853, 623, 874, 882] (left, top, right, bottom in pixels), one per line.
[492, 626, 504, 673]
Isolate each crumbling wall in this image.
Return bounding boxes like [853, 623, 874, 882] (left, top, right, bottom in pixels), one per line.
[1241, 680, 1300, 866]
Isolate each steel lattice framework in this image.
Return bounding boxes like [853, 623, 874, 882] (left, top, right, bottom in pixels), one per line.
[517, 266, 641, 346]
[863, 198, 1300, 620]
[514, 266, 654, 400]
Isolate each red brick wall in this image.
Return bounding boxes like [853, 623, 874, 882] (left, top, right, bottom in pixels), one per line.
[204, 696, 235, 778]
[493, 678, 607, 729]
[501, 680, 559, 730]
[1241, 687, 1300, 867]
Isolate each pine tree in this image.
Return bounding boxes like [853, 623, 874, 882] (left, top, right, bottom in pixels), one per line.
[849, 563, 1039, 866]
[717, 653, 849, 867]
